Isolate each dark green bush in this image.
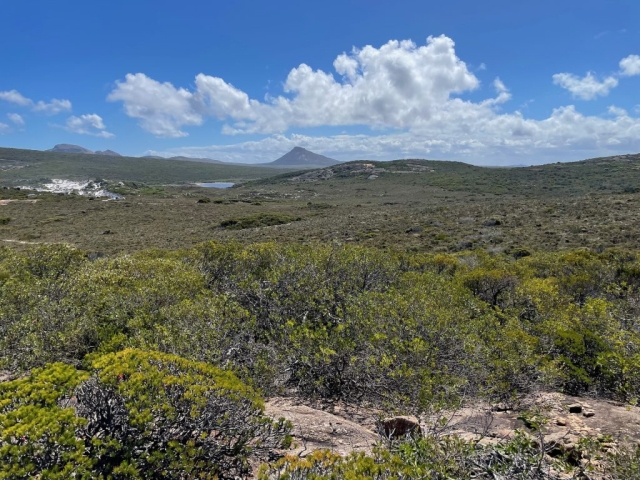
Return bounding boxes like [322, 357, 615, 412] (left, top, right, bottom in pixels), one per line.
[219, 213, 301, 229]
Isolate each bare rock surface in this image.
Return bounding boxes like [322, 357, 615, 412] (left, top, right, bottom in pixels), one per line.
[435, 392, 640, 446]
[266, 392, 640, 460]
[0, 372, 16, 383]
[265, 397, 379, 457]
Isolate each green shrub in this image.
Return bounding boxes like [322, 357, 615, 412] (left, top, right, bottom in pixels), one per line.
[0, 349, 290, 479]
[0, 250, 205, 371]
[306, 202, 333, 209]
[3, 242, 640, 406]
[0, 363, 91, 479]
[220, 213, 301, 229]
[610, 444, 640, 478]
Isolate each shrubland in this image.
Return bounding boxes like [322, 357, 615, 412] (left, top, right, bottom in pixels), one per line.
[4, 154, 640, 256]
[0, 242, 640, 479]
[3, 243, 640, 404]
[1, 242, 640, 476]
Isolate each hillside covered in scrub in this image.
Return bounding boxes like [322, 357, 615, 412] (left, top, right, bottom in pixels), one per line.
[3, 150, 640, 477]
[2, 242, 640, 477]
[3, 149, 640, 479]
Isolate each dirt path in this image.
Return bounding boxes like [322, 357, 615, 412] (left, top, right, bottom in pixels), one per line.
[0, 199, 38, 205]
[0, 239, 44, 245]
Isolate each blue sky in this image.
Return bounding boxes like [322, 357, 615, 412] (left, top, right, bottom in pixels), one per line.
[1, 0, 639, 164]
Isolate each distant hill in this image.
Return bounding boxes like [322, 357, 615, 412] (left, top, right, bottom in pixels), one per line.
[0, 146, 295, 186]
[243, 153, 640, 197]
[266, 147, 340, 168]
[48, 145, 122, 157]
[169, 156, 224, 164]
[48, 144, 94, 154]
[95, 150, 122, 157]
[140, 155, 225, 164]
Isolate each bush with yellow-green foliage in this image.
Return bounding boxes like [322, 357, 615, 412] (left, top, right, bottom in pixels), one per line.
[2, 242, 640, 409]
[0, 349, 290, 479]
[0, 363, 91, 480]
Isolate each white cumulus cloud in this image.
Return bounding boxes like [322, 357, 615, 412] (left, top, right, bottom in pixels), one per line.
[109, 35, 482, 136]
[107, 74, 204, 138]
[7, 113, 25, 126]
[620, 54, 640, 77]
[0, 123, 9, 134]
[113, 35, 640, 165]
[145, 100, 640, 165]
[552, 72, 618, 100]
[0, 90, 33, 106]
[63, 114, 114, 138]
[33, 98, 73, 115]
[552, 53, 640, 99]
[0, 89, 72, 115]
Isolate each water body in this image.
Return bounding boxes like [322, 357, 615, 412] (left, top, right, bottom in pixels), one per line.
[196, 182, 235, 189]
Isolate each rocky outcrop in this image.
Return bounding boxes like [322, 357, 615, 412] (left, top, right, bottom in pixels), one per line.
[265, 398, 379, 457]
[265, 393, 640, 461]
[379, 416, 421, 439]
[289, 163, 388, 182]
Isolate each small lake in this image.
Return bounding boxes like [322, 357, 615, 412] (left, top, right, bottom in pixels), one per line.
[196, 182, 235, 189]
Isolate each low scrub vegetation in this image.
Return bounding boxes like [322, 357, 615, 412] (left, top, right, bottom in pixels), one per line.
[260, 435, 640, 479]
[2, 243, 640, 405]
[2, 242, 640, 477]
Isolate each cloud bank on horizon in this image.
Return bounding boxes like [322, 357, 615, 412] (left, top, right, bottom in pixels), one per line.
[2, 35, 640, 164]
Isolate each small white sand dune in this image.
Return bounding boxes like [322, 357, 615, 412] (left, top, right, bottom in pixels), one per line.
[20, 179, 123, 199]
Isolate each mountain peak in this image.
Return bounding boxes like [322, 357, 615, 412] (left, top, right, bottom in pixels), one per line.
[268, 147, 339, 168]
[95, 149, 122, 157]
[46, 145, 122, 157]
[48, 144, 94, 154]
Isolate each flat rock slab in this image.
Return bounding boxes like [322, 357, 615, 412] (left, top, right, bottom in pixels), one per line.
[265, 397, 379, 457]
[266, 392, 640, 460]
[433, 392, 640, 446]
